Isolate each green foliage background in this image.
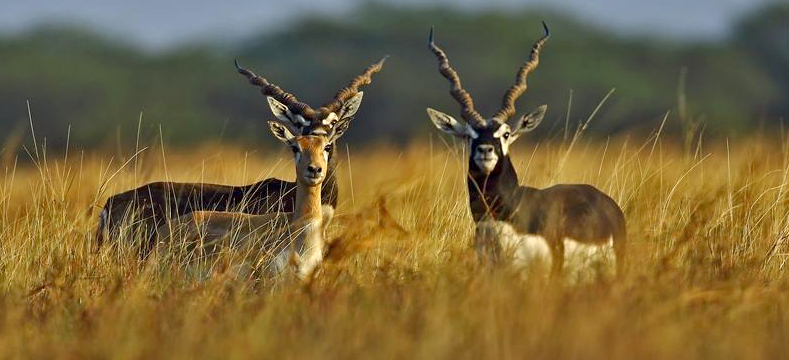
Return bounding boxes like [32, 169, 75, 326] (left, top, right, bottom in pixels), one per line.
[0, 4, 786, 150]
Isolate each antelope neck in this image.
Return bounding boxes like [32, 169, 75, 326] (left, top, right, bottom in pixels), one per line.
[294, 182, 323, 223]
[292, 174, 325, 280]
[468, 154, 523, 220]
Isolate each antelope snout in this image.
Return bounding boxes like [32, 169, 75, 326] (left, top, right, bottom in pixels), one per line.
[302, 164, 325, 185]
[477, 144, 495, 155]
[307, 165, 322, 174]
[474, 144, 499, 174]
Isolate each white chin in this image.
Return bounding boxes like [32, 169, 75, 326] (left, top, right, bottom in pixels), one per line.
[302, 176, 323, 185]
[474, 159, 497, 174]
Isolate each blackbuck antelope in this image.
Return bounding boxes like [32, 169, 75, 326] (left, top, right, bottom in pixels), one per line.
[426, 24, 626, 279]
[159, 120, 346, 280]
[95, 57, 386, 254]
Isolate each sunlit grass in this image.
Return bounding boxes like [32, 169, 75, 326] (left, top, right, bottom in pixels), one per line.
[1, 129, 788, 358]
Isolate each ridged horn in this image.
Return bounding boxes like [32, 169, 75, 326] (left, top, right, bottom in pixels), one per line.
[491, 22, 550, 122]
[428, 27, 487, 128]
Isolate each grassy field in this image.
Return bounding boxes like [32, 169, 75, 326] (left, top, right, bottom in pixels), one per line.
[1, 127, 788, 359]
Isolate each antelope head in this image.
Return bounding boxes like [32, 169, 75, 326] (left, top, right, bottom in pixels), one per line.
[426, 24, 550, 175]
[267, 119, 351, 187]
[235, 57, 386, 145]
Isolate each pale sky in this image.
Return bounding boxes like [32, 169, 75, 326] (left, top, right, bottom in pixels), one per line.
[0, 0, 773, 49]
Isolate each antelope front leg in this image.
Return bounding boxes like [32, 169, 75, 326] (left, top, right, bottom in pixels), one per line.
[289, 251, 302, 275]
[474, 222, 503, 267]
[550, 239, 564, 280]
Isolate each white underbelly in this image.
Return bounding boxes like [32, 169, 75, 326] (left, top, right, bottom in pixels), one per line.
[475, 221, 552, 274]
[475, 221, 616, 281]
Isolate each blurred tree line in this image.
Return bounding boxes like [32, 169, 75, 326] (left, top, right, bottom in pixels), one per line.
[0, 3, 786, 151]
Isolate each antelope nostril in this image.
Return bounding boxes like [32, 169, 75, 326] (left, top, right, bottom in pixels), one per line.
[308, 165, 322, 174]
[478, 145, 494, 154]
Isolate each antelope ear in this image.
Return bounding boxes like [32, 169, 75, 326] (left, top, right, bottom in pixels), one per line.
[426, 108, 477, 139]
[511, 105, 547, 140]
[338, 92, 364, 120]
[267, 97, 309, 127]
[268, 121, 296, 145]
[330, 116, 352, 142]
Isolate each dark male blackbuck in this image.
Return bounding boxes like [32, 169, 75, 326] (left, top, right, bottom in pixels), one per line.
[426, 24, 626, 280]
[95, 57, 386, 254]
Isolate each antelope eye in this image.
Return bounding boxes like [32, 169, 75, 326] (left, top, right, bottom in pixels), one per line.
[290, 146, 300, 154]
[503, 132, 510, 139]
[324, 145, 332, 152]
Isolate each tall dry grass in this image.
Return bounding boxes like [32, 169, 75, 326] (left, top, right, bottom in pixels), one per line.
[1, 127, 789, 359]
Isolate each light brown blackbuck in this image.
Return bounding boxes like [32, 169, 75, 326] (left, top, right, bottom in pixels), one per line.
[158, 119, 348, 280]
[95, 57, 386, 255]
